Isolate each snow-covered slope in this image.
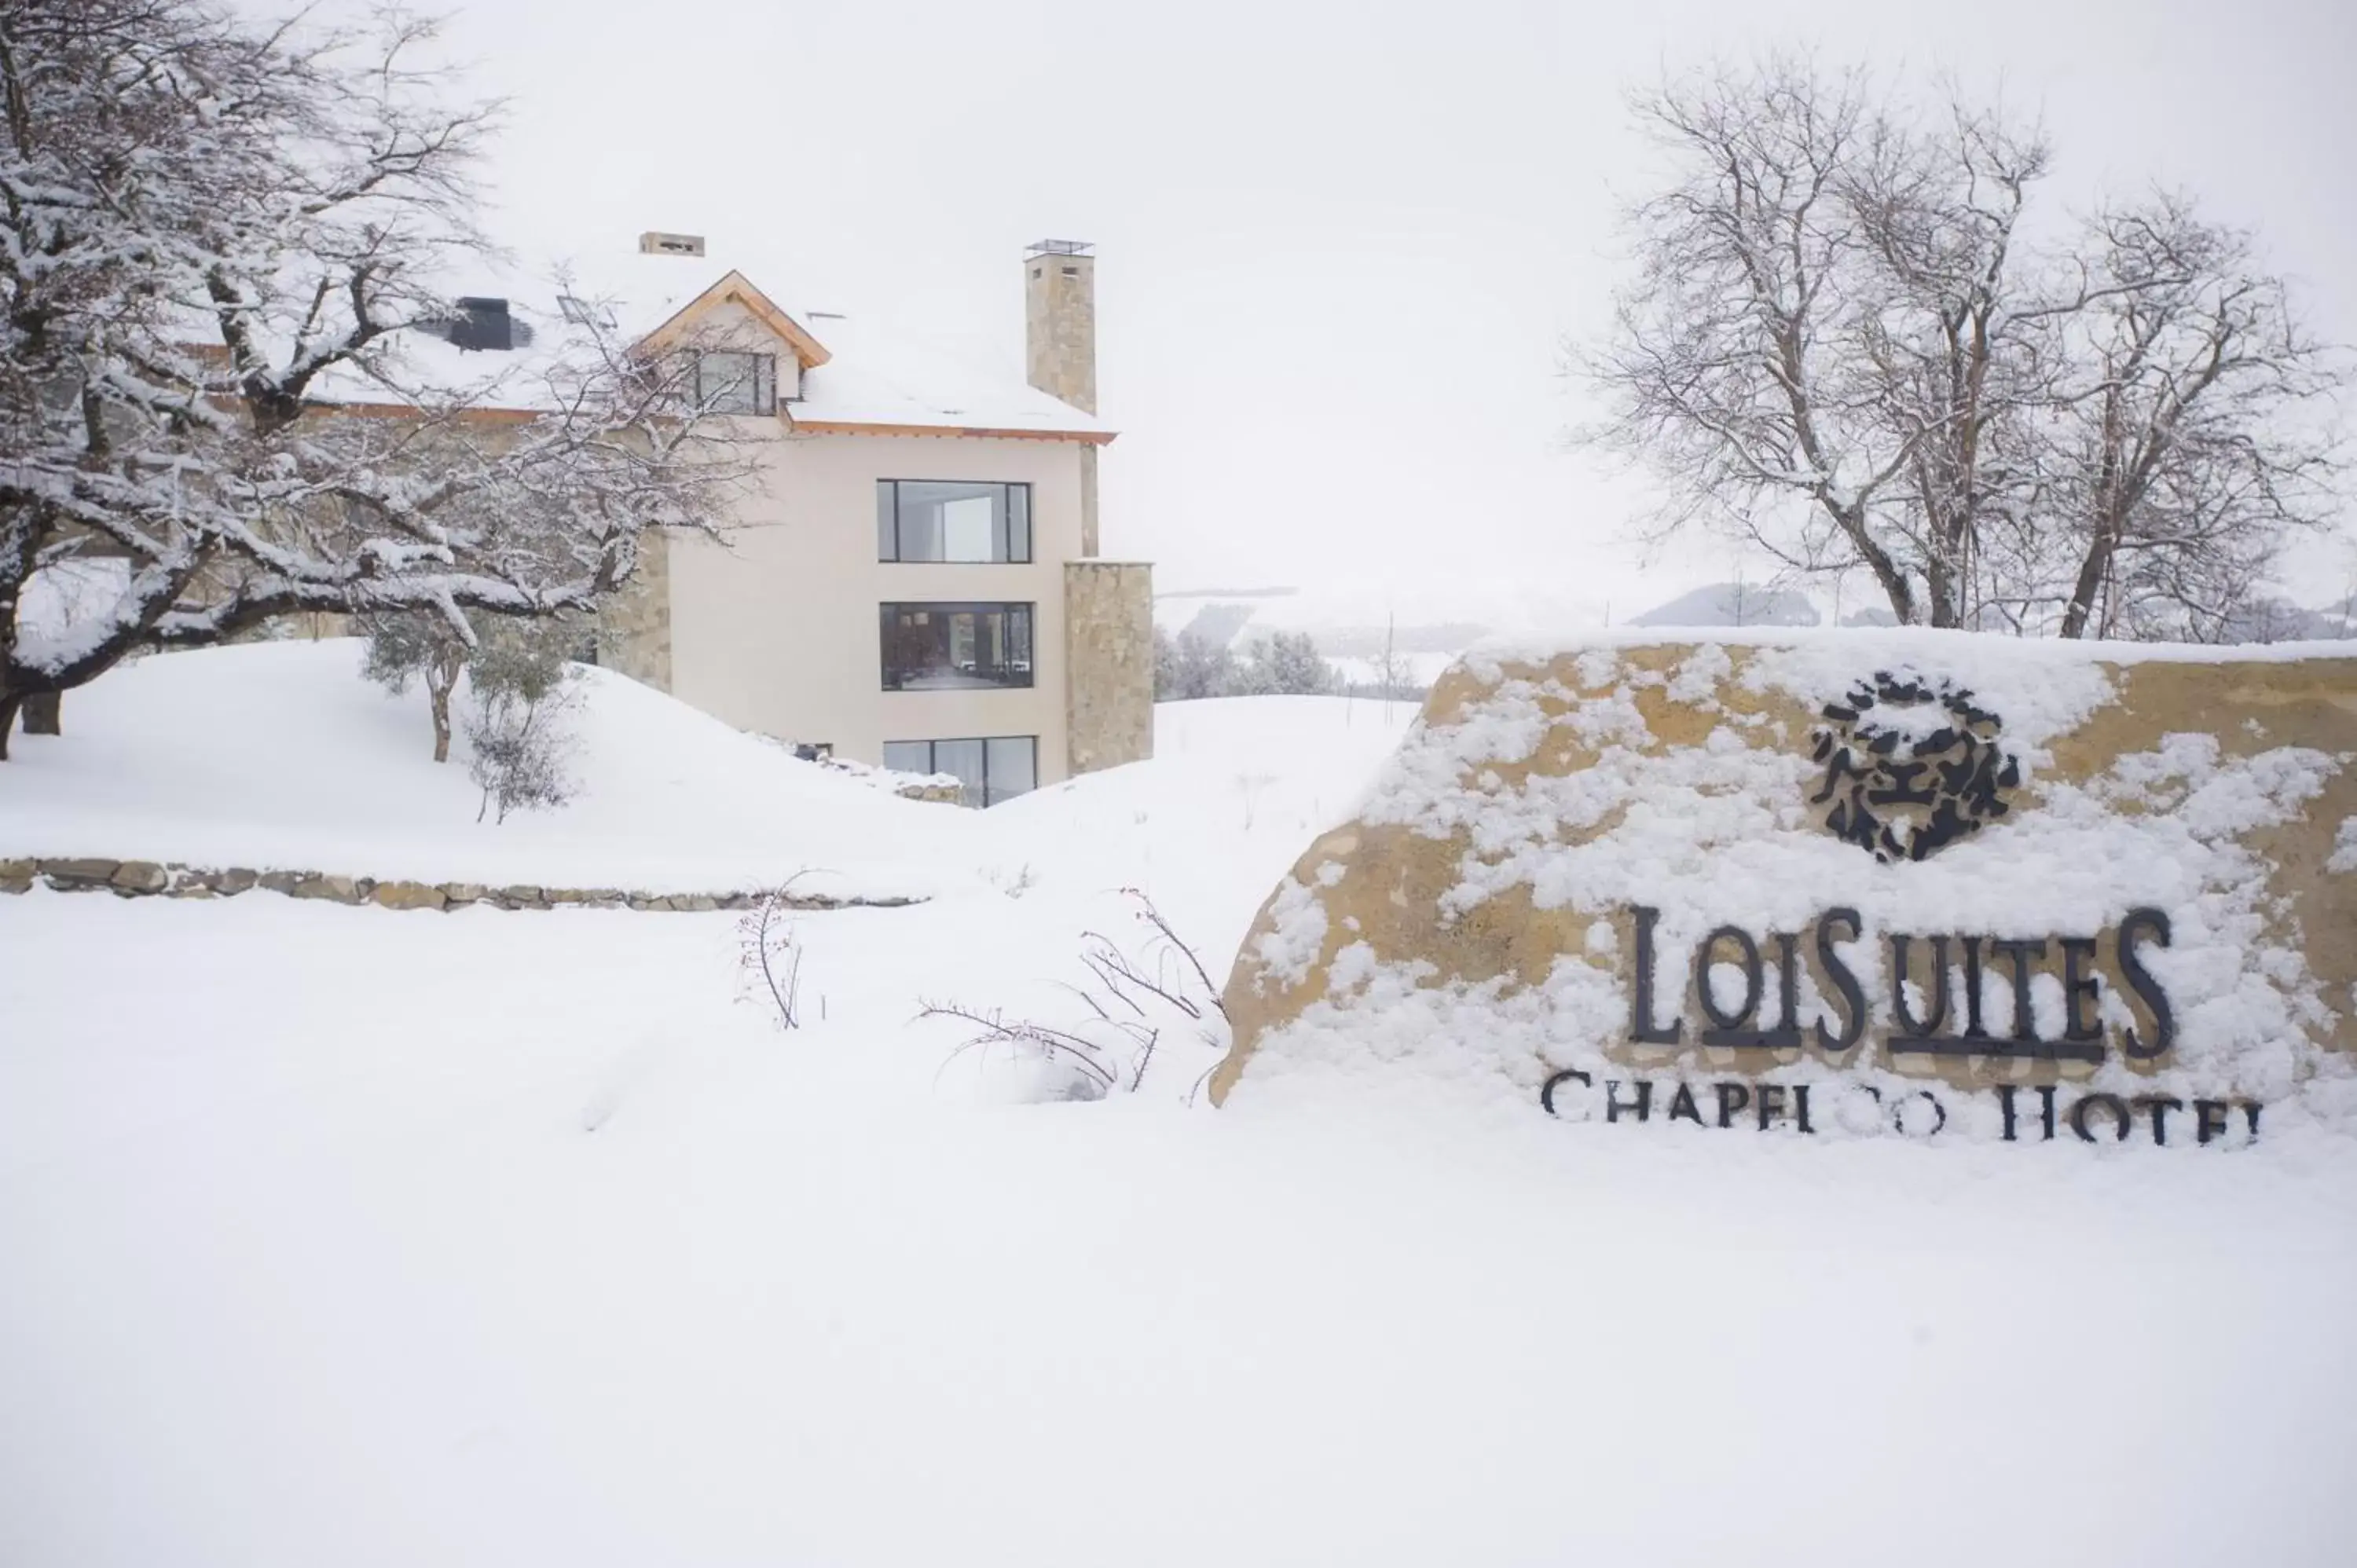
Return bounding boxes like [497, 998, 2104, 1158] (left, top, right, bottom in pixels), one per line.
[974, 694, 1419, 962]
[0, 640, 977, 900]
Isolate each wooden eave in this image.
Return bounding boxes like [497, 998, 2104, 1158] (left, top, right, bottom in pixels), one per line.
[633, 269, 833, 369]
[787, 417, 1116, 445]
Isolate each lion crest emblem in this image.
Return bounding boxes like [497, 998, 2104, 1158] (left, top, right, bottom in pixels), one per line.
[1809, 672, 2021, 863]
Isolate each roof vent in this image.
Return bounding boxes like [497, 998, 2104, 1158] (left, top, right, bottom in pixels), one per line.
[639, 230, 706, 257]
[416, 296, 530, 353]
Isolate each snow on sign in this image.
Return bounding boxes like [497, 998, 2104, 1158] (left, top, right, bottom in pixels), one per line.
[1209, 632, 2357, 1146]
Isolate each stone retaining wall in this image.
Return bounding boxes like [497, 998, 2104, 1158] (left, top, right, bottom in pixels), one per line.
[0, 857, 921, 913]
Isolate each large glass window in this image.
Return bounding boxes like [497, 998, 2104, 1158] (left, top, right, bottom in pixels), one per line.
[881, 735, 1039, 808]
[880, 601, 1034, 691]
[876, 480, 1032, 562]
[695, 350, 777, 415]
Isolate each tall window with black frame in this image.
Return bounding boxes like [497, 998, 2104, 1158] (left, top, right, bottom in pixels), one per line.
[877, 481, 1032, 563]
[879, 602, 1034, 691]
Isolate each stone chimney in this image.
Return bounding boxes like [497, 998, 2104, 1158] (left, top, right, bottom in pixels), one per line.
[1025, 240, 1096, 412]
[1025, 240, 1101, 555]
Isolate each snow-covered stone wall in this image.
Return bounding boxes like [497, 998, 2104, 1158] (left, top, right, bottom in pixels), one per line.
[1211, 631, 2357, 1147]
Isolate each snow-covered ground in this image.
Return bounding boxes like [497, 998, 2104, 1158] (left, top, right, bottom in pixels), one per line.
[0, 640, 982, 903]
[3, 645, 2354, 1566]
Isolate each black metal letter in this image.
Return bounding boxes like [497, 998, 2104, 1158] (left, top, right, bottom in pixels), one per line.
[1755, 1083, 1788, 1130]
[1540, 1068, 1592, 1117]
[1890, 934, 1952, 1039]
[1605, 1079, 1652, 1123]
[2134, 1094, 2183, 1147]
[1714, 1081, 1751, 1129]
[1959, 936, 1988, 1039]
[2070, 1092, 2132, 1143]
[1768, 932, 1802, 1046]
[1987, 938, 2049, 1042]
[1666, 1082, 1705, 1124]
[1813, 907, 1866, 1054]
[1892, 1090, 1948, 1137]
[1695, 925, 1764, 1036]
[1629, 907, 1684, 1046]
[1794, 1084, 1813, 1134]
[2118, 908, 2175, 1060]
[2194, 1100, 2231, 1145]
[2059, 937, 2102, 1046]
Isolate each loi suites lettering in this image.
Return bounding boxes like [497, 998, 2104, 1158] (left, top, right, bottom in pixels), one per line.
[1626, 903, 2175, 1063]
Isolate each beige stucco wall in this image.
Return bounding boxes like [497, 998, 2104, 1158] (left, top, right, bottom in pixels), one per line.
[664, 426, 1090, 782]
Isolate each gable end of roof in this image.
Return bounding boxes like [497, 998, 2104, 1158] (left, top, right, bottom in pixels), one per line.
[636, 269, 833, 369]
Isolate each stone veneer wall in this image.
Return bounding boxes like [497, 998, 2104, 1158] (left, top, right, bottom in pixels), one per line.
[599, 525, 673, 691]
[1078, 445, 1101, 559]
[1064, 560, 1154, 776]
[0, 856, 922, 912]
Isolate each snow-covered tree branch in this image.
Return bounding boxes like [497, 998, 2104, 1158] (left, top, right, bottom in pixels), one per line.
[0, 0, 755, 756]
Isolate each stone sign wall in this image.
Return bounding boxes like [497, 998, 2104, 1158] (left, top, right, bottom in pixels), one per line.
[1211, 634, 2357, 1146]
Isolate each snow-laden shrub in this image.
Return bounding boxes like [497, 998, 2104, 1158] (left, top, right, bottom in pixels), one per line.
[465, 685, 581, 824]
[364, 610, 587, 764]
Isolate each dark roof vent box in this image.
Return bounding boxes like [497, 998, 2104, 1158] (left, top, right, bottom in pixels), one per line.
[419, 296, 533, 353]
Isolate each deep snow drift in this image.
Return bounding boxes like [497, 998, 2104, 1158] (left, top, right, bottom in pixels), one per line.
[2, 644, 2352, 1567]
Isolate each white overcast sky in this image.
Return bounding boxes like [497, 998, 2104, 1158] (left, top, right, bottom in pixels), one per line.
[399, 0, 2352, 617]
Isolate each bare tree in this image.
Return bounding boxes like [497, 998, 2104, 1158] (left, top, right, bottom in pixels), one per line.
[1577, 55, 2344, 636]
[1582, 59, 1929, 621]
[2044, 198, 2342, 639]
[1374, 610, 1404, 705]
[1843, 94, 2055, 628]
[0, 0, 750, 757]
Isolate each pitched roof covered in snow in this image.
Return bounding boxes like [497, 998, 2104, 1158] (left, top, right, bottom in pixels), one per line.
[305, 241, 1113, 444]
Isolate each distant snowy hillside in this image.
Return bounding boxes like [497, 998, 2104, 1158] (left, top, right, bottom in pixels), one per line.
[1160, 574, 2357, 654]
[1153, 579, 1612, 660]
[1628, 580, 1821, 628]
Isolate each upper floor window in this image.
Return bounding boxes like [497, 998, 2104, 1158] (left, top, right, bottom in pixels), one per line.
[877, 480, 1032, 563]
[880, 601, 1034, 691]
[696, 350, 777, 416]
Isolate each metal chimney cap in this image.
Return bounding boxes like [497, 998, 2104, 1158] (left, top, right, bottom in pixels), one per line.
[1024, 239, 1094, 258]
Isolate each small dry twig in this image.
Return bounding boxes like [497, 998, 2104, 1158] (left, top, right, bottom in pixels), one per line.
[738, 872, 822, 1030]
[923, 890, 1227, 1097]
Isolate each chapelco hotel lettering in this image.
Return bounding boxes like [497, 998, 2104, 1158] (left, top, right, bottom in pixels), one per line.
[1538, 903, 2257, 1145]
